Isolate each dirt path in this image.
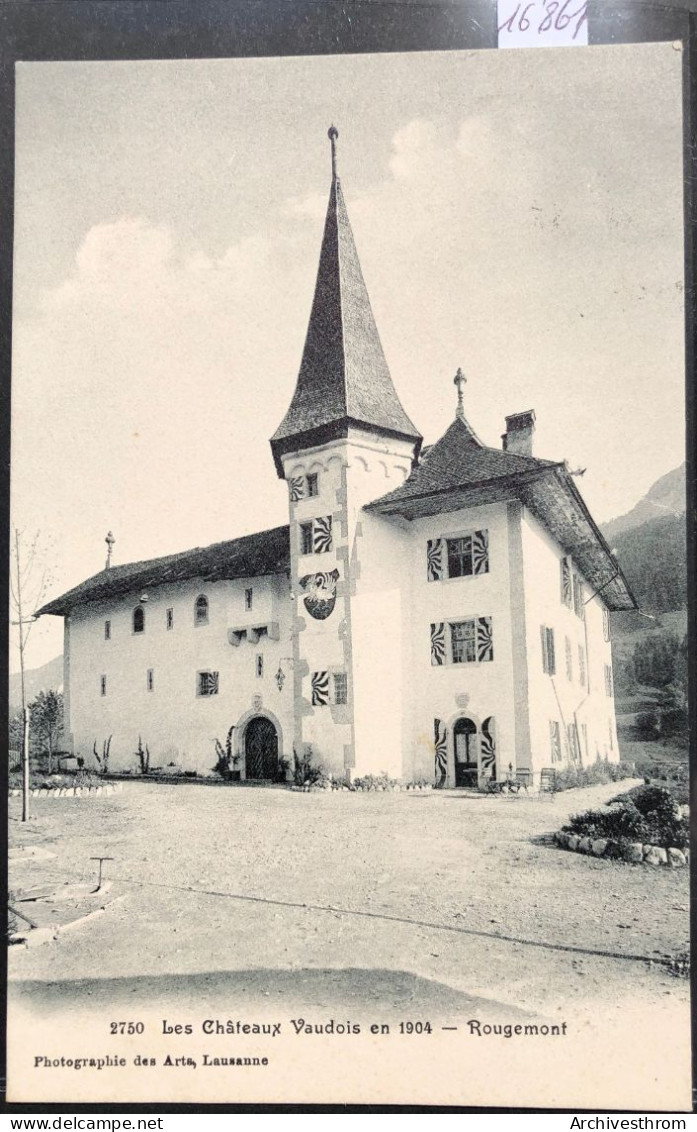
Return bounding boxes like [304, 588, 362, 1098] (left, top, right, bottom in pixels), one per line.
[9, 780, 689, 1022]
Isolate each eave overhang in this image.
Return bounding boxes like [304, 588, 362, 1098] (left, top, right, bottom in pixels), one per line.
[366, 464, 637, 612]
[270, 417, 422, 477]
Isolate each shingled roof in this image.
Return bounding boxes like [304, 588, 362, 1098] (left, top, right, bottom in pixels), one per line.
[38, 525, 291, 616]
[366, 415, 636, 611]
[367, 416, 558, 508]
[270, 129, 421, 475]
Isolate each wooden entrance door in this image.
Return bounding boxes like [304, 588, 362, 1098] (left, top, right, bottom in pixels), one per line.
[245, 716, 278, 780]
[454, 717, 478, 787]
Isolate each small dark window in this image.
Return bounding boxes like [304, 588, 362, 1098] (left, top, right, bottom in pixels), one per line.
[300, 522, 313, 555]
[256, 654, 264, 679]
[195, 594, 209, 625]
[197, 671, 219, 697]
[147, 669, 154, 692]
[100, 675, 107, 696]
[245, 588, 253, 611]
[307, 473, 319, 497]
[166, 608, 173, 631]
[133, 607, 145, 634]
[447, 536, 473, 578]
[104, 620, 111, 640]
[334, 672, 348, 705]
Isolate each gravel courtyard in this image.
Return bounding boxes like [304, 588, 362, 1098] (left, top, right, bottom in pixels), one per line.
[9, 778, 689, 1025]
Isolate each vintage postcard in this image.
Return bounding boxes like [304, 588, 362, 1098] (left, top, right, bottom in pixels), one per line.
[7, 39, 690, 1109]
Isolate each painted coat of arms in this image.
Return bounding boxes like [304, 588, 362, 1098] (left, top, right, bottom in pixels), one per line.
[299, 569, 340, 620]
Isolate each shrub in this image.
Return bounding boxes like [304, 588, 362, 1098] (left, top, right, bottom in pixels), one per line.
[563, 787, 688, 850]
[211, 726, 239, 779]
[553, 758, 635, 792]
[563, 805, 645, 842]
[92, 736, 113, 775]
[634, 711, 660, 740]
[292, 746, 325, 785]
[135, 736, 151, 775]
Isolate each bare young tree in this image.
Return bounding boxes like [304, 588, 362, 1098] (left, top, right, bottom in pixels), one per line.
[9, 528, 54, 822]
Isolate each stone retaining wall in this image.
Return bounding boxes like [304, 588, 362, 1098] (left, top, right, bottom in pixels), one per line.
[8, 783, 124, 799]
[554, 829, 688, 867]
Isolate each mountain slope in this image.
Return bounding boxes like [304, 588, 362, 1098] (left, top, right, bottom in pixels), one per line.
[603, 464, 685, 543]
[9, 654, 63, 717]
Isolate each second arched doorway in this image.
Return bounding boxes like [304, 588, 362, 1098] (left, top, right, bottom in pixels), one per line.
[453, 717, 478, 788]
[245, 716, 279, 780]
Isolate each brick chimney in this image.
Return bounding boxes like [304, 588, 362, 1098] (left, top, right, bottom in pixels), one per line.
[502, 410, 536, 457]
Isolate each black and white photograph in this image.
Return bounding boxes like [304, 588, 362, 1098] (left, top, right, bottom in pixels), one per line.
[6, 14, 691, 1111]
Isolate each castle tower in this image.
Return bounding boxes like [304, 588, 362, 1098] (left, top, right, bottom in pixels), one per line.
[270, 127, 422, 780]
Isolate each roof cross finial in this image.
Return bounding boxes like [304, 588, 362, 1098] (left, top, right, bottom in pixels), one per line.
[454, 368, 467, 421]
[105, 530, 115, 570]
[328, 125, 339, 182]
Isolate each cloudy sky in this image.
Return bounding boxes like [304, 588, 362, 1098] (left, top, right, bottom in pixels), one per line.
[11, 43, 685, 669]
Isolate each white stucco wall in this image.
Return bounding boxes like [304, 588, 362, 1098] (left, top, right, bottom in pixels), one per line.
[406, 501, 517, 785]
[520, 508, 618, 775]
[65, 572, 293, 776]
[282, 429, 413, 780]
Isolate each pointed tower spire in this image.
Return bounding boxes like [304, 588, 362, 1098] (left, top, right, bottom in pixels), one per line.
[270, 129, 422, 476]
[454, 368, 466, 421]
[328, 124, 338, 182]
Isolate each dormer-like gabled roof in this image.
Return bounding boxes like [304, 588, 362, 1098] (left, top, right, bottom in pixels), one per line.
[270, 128, 422, 476]
[366, 413, 637, 612]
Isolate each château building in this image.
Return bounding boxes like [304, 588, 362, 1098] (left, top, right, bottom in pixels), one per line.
[38, 128, 636, 787]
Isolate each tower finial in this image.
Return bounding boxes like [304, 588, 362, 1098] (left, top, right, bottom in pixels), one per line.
[328, 125, 339, 182]
[454, 368, 467, 421]
[105, 530, 115, 570]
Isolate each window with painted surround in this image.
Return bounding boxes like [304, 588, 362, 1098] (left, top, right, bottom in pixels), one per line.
[311, 670, 348, 706]
[565, 637, 573, 682]
[104, 620, 111, 640]
[560, 556, 573, 608]
[426, 529, 489, 582]
[430, 616, 493, 666]
[573, 576, 585, 620]
[132, 607, 145, 634]
[333, 672, 348, 705]
[299, 516, 332, 555]
[194, 594, 209, 626]
[197, 670, 219, 697]
[540, 626, 556, 675]
[567, 723, 581, 763]
[550, 721, 562, 763]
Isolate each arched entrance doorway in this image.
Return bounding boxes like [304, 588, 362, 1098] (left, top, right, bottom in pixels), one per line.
[245, 716, 279, 780]
[453, 717, 478, 787]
